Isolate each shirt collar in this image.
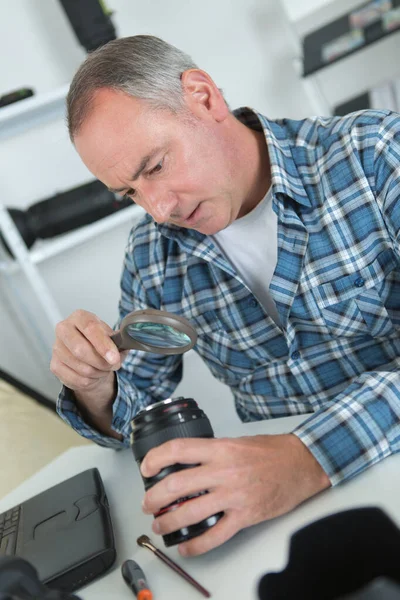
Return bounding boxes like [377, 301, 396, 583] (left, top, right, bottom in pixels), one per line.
[234, 107, 311, 208]
[157, 106, 311, 244]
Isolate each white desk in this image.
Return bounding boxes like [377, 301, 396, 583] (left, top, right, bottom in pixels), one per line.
[2, 415, 400, 599]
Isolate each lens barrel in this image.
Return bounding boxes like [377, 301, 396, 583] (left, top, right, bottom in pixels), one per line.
[130, 397, 223, 547]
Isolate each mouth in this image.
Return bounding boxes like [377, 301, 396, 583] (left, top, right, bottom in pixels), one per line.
[180, 203, 202, 226]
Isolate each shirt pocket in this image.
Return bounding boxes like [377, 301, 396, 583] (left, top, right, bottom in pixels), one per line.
[311, 248, 398, 339]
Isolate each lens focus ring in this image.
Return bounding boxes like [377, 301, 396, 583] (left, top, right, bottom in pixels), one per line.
[132, 418, 213, 461]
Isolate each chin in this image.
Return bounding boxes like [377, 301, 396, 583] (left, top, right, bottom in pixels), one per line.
[194, 219, 227, 236]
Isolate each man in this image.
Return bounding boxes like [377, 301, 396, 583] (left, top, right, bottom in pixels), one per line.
[52, 35, 400, 557]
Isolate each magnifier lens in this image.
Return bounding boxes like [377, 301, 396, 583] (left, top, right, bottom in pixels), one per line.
[126, 322, 191, 348]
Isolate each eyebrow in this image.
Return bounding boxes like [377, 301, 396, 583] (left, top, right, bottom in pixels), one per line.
[107, 149, 161, 194]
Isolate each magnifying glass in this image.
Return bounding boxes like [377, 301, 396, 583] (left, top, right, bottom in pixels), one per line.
[110, 309, 197, 355]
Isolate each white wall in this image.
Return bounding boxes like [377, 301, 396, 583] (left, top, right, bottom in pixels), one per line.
[281, 0, 336, 23]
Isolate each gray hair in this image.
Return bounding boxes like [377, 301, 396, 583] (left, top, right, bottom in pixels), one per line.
[67, 35, 199, 141]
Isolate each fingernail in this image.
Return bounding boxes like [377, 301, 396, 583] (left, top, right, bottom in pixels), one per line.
[153, 520, 160, 534]
[140, 460, 148, 478]
[105, 350, 119, 364]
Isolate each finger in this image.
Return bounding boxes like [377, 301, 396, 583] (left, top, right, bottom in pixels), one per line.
[178, 512, 240, 556]
[56, 321, 120, 370]
[151, 491, 225, 537]
[58, 310, 120, 366]
[53, 339, 113, 375]
[60, 325, 120, 370]
[143, 465, 223, 515]
[50, 355, 101, 390]
[81, 315, 122, 364]
[141, 438, 219, 478]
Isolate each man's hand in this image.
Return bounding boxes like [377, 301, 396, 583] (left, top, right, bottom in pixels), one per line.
[141, 434, 331, 556]
[51, 309, 125, 438]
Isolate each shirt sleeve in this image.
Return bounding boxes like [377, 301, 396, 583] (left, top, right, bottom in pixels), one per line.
[57, 226, 183, 448]
[292, 364, 400, 485]
[374, 111, 400, 255]
[293, 112, 400, 486]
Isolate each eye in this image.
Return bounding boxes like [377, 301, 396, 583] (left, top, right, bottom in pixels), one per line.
[148, 159, 163, 175]
[123, 188, 136, 199]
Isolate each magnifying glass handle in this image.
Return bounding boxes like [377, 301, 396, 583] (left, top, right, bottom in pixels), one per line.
[110, 331, 124, 350]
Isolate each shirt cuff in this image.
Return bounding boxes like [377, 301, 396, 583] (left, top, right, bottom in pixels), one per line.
[292, 397, 393, 486]
[56, 378, 130, 450]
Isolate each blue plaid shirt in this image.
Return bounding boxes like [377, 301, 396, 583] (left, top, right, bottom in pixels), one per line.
[58, 107, 400, 486]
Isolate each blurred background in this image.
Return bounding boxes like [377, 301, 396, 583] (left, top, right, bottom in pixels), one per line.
[0, 0, 399, 496]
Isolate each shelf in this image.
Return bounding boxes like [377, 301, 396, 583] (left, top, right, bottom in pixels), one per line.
[302, 0, 400, 76]
[0, 84, 69, 140]
[0, 203, 144, 274]
[333, 77, 399, 115]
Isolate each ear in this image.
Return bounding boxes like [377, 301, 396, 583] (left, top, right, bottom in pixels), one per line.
[181, 69, 229, 122]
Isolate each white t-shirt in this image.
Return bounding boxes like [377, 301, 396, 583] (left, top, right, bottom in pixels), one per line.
[211, 187, 280, 325]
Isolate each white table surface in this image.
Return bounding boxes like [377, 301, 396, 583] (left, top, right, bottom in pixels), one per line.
[2, 415, 400, 600]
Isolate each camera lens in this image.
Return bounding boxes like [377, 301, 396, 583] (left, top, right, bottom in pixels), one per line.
[130, 397, 223, 547]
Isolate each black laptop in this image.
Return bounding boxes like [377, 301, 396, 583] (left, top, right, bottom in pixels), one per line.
[0, 468, 116, 592]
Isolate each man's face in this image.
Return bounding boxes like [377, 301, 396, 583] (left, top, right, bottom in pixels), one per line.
[74, 88, 245, 236]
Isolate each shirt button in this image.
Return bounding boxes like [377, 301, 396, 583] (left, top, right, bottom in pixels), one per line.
[291, 350, 300, 360]
[249, 298, 258, 308]
[354, 277, 365, 288]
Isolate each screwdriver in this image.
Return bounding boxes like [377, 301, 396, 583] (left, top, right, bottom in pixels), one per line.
[121, 559, 153, 600]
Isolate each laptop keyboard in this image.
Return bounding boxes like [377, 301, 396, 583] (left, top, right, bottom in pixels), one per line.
[0, 506, 20, 556]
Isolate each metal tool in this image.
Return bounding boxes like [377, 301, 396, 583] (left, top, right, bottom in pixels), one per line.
[137, 534, 211, 598]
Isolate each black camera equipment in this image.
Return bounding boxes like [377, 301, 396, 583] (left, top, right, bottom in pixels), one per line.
[0, 88, 34, 108]
[59, 0, 116, 52]
[0, 556, 82, 600]
[131, 397, 223, 547]
[340, 578, 400, 599]
[258, 507, 400, 600]
[0, 180, 132, 258]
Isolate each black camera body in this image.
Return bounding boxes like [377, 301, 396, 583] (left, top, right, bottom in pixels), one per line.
[130, 397, 223, 547]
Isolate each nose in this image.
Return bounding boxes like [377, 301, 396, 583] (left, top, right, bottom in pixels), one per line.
[142, 188, 179, 224]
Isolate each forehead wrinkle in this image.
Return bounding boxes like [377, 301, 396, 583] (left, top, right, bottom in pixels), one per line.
[97, 147, 134, 189]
